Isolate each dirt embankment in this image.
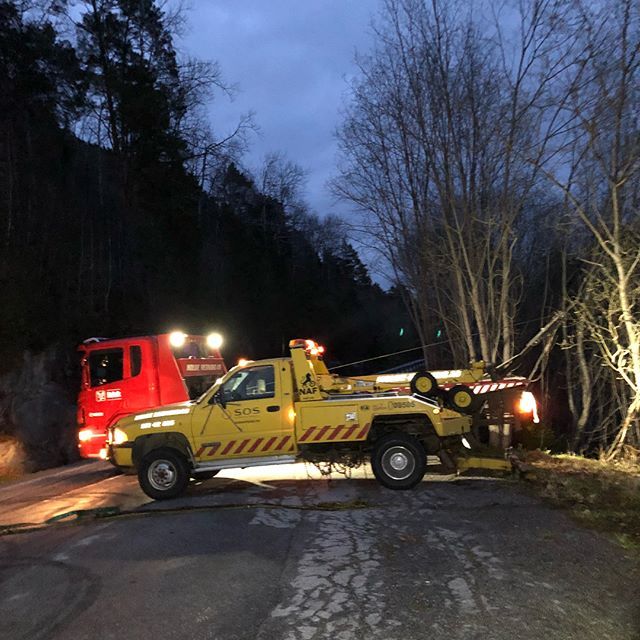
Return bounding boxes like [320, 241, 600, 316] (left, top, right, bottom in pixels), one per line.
[0, 347, 78, 477]
[514, 449, 640, 550]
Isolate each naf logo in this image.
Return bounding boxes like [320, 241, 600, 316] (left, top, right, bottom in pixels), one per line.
[299, 372, 319, 396]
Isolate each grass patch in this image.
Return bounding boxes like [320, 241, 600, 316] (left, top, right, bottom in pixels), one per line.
[514, 450, 640, 551]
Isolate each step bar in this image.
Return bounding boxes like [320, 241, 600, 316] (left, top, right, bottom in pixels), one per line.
[194, 454, 297, 472]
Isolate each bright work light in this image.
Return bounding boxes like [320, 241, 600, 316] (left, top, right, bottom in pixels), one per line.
[169, 331, 187, 347]
[207, 332, 223, 350]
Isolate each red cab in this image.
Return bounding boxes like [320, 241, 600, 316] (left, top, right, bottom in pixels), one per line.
[77, 333, 226, 459]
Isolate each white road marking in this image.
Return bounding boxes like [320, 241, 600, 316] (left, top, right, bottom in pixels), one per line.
[53, 524, 115, 562]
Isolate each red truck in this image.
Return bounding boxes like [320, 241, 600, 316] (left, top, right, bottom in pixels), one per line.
[77, 332, 226, 459]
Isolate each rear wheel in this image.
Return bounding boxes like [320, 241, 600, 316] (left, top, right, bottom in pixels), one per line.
[138, 448, 190, 500]
[410, 371, 438, 398]
[371, 433, 427, 490]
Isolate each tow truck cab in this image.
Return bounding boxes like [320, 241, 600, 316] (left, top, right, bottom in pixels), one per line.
[77, 332, 226, 459]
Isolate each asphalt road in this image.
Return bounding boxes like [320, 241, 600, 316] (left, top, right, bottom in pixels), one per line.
[0, 463, 638, 640]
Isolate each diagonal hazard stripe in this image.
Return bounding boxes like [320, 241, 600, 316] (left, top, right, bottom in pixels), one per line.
[248, 438, 264, 453]
[313, 426, 331, 441]
[298, 427, 315, 442]
[195, 446, 206, 457]
[221, 440, 236, 456]
[356, 423, 370, 439]
[275, 435, 291, 451]
[340, 425, 358, 440]
[262, 437, 277, 451]
[207, 443, 221, 456]
[327, 425, 345, 440]
[235, 439, 251, 454]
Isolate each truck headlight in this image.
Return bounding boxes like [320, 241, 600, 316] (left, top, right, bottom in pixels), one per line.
[112, 428, 128, 445]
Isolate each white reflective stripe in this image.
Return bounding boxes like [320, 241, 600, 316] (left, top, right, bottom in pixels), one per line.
[88, 412, 104, 418]
[431, 370, 462, 379]
[376, 373, 413, 384]
[151, 408, 190, 418]
[140, 419, 176, 429]
[136, 408, 190, 421]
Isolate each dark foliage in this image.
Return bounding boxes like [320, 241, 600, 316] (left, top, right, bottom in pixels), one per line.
[0, 1, 412, 376]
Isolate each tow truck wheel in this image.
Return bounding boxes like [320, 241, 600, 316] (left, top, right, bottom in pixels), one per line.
[139, 448, 190, 500]
[446, 384, 479, 414]
[371, 433, 427, 490]
[410, 371, 438, 398]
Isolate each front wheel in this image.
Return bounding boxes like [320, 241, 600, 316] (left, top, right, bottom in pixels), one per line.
[371, 433, 427, 490]
[138, 448, 190, 500]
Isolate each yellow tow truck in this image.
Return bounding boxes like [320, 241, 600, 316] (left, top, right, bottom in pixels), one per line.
[108, 338, 475, 499]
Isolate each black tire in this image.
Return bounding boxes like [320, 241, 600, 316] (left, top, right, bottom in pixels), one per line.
[446, 384, 479, 414]
[371, 432, 427, 490]
[410, 370, 438, 398]
[192, 469, 220, 481]
[138, 448, 190, 500]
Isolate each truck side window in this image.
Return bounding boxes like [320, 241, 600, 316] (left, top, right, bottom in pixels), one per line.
[130, 346, 142, 377]
[89, 349, 124, 387]
[220, 365, 275, 402]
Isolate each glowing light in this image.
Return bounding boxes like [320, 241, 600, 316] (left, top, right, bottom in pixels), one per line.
[238, 358, 253, 367]
[112, 428, 128, 444]
[207, 332, 223, 350]
[288, 407, 296, 422]
[99, 448, 108, 460]
[518, 391, 540, 423]
[461, 436, 472, 450]
[169, 331, 187, 347]
[518, 391, 536, 413]
[78, 428, 94, 442]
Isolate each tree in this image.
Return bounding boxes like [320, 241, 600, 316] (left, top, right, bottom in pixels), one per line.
[540, 0, 640, 456]
[333, 0, 573, 368]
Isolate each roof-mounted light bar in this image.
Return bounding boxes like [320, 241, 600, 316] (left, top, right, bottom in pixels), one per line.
[288, 338, 325, 357]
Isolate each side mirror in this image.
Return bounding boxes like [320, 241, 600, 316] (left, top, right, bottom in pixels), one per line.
[210, 390, 226, 409]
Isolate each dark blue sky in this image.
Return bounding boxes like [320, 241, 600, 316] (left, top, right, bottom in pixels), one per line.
[177, 1, 380, 218]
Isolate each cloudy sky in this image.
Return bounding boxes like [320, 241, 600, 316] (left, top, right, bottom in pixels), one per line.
[178, 1, 381, 218]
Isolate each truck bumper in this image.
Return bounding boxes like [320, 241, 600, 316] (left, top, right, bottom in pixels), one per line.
[109, 443, 134, 468]
[78, 431, 108, 459]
